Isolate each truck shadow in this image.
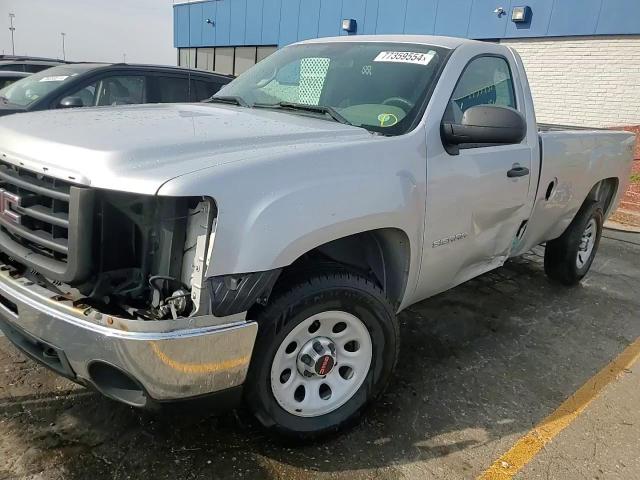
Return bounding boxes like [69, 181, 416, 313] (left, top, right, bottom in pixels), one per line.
[1, 240, 639, 479]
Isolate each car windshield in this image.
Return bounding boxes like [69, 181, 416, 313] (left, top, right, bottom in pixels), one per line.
[214, 42, 449, 135]
[0, 65, 86, 107]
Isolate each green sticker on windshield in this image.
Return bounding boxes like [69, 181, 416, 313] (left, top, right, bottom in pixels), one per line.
[378, 113, 399, 127]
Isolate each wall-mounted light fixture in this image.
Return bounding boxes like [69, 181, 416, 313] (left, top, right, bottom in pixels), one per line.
[341, 18, 357, 34]
[205, 18, 215, 27]
[511, 6, 531, 23]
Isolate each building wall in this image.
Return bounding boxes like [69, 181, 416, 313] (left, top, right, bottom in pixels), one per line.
[174, 0, 640, 49]
[501, 36, 640, 127]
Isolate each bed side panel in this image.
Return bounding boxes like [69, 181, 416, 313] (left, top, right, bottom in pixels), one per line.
[513, 130, 635, 254]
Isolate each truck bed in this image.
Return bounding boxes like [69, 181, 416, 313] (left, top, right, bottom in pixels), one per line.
[516, 127, 636, 254]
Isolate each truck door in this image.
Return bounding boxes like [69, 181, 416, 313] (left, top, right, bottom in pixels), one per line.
[416, 54, 534, 299]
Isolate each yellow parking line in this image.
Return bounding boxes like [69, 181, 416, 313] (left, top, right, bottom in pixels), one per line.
[477, 336, 640, 480]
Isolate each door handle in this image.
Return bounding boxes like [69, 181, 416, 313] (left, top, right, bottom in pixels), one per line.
[507, 165, 530, 178]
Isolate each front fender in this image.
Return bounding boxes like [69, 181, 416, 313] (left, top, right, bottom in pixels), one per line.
[157, 134, 426, 280]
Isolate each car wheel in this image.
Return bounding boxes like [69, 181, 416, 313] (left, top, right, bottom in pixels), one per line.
[245, 271, 399, 439]
[544, 201, 604, 286]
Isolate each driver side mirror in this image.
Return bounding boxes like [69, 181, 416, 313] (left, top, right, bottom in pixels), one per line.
[441, 105, 526, 154]
[58, 96, 84, 109]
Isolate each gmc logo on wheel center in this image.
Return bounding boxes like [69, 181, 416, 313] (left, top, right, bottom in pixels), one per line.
[0, 188, 22, 225]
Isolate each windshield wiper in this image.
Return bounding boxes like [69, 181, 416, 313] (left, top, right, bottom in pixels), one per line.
[253, 101, 352, 126]
[207, 95, 249, 107]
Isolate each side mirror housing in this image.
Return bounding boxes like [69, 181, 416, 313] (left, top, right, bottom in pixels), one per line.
[441, 105, 526, 153]
[59, 96, 84, 108]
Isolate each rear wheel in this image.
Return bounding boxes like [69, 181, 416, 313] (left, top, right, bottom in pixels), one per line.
[245, 271, 399, 438]
[544, 201, 604, 286]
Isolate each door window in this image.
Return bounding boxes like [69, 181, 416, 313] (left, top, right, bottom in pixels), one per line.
[155, 76, 189, 102]
[191, 79, 221, 101]
[66, 81, 98, 106]
[65, 75, 145, 107]
[0, 64, 25, 71]
[445, 56, 516, 123]
[96, 76, 145, 105]
[23, 64, 53, 73]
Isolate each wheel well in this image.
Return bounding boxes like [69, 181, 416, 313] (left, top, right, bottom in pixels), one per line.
[586, 177, 618, 215]
[273, 229, 411, 309]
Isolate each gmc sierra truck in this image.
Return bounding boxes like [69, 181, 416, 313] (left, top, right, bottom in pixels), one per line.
[0, 36, 635, 438]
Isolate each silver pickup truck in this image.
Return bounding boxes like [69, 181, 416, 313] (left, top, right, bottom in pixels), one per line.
[0, 36, 635, 437]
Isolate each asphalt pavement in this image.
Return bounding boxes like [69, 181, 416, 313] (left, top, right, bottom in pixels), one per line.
[1, 233, 639, 480]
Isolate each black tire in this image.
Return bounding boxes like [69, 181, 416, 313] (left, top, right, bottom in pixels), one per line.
[244, 271, 399, 439]
[544, 201, 604, 286]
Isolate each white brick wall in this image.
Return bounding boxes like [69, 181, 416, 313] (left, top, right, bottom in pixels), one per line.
[501, 36, 640, 128]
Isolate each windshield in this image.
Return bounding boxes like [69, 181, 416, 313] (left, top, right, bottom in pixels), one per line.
[0, 65, 87, 107]
[215, 42, 449, 135]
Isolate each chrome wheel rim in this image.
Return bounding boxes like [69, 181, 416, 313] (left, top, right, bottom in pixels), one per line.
[576, 218, 597, 269]
[270, 310, 373, 418]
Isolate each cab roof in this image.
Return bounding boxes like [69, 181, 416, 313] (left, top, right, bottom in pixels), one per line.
[295, 34, 484, 50]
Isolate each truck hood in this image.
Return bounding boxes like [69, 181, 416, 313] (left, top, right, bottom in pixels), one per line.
[0, 103, 371, 194]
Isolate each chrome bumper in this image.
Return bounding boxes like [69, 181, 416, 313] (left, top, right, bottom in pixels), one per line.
[0, 266, 257, 406]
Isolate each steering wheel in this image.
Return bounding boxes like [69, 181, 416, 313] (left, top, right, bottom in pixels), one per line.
[382, 96, 413, 112]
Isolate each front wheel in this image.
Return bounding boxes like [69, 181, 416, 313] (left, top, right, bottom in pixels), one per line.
[245, 272, 399, 438]
[544, 201, 604, 286]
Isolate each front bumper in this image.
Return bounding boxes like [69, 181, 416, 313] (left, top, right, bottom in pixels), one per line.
[0, 264, 257, 407]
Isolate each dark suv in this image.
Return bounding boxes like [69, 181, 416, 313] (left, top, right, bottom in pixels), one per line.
[0, 63, 233, 117]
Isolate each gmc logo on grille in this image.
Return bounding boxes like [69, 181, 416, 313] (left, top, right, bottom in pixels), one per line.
[0, 188, 22, 225]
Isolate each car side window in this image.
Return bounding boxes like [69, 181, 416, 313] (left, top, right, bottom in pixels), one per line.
[190, 79, 222, 101]
[444, 56, 516, 123]
[95, 76, 145, 106]
[24, 64, 51, 73]
[0, 64, 25, 72]
[64, 75, 145, 107]
[155, 76, 189, 103]
[65, 81, 99, 107]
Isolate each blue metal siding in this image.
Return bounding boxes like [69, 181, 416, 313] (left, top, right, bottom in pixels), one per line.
[174, 0, 640, 48]
[468, 0, 511, 39]
[434, 0, 473, 37]
[362, 0, 379, 35]
[404, 0, 437, 35]
[340, 0, 367, 36]
[596, 0, 640, 35]
[201, 1, 216, 46]
[244, 0, 264, 44]
[317, 0, 343, 38]
[175, 5, 189, 47]
[188, 3, 203, 46]
[230, 0, 248, 44]
[262, 0, 282, 44]
[375, 0, 408, 34]
[504, 0, 555, 38]
[215, 0, 232, 45]
[297, 0, 321, 40]
[279, 0, 300, 45]
[547, 0, 602, 36]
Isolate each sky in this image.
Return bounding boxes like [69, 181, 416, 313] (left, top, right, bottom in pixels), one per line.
[1, 0, 177, 64]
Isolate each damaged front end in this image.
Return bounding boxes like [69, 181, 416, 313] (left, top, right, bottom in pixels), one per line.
[0, 171, 215, 321]
[0, 158, 281, 322]
[0, 159, 264, 405]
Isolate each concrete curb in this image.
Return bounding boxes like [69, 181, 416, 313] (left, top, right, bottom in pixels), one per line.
[604, 221, 640, 234]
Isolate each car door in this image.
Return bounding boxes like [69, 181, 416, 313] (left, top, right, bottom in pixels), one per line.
[416, 54, 534, 299]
